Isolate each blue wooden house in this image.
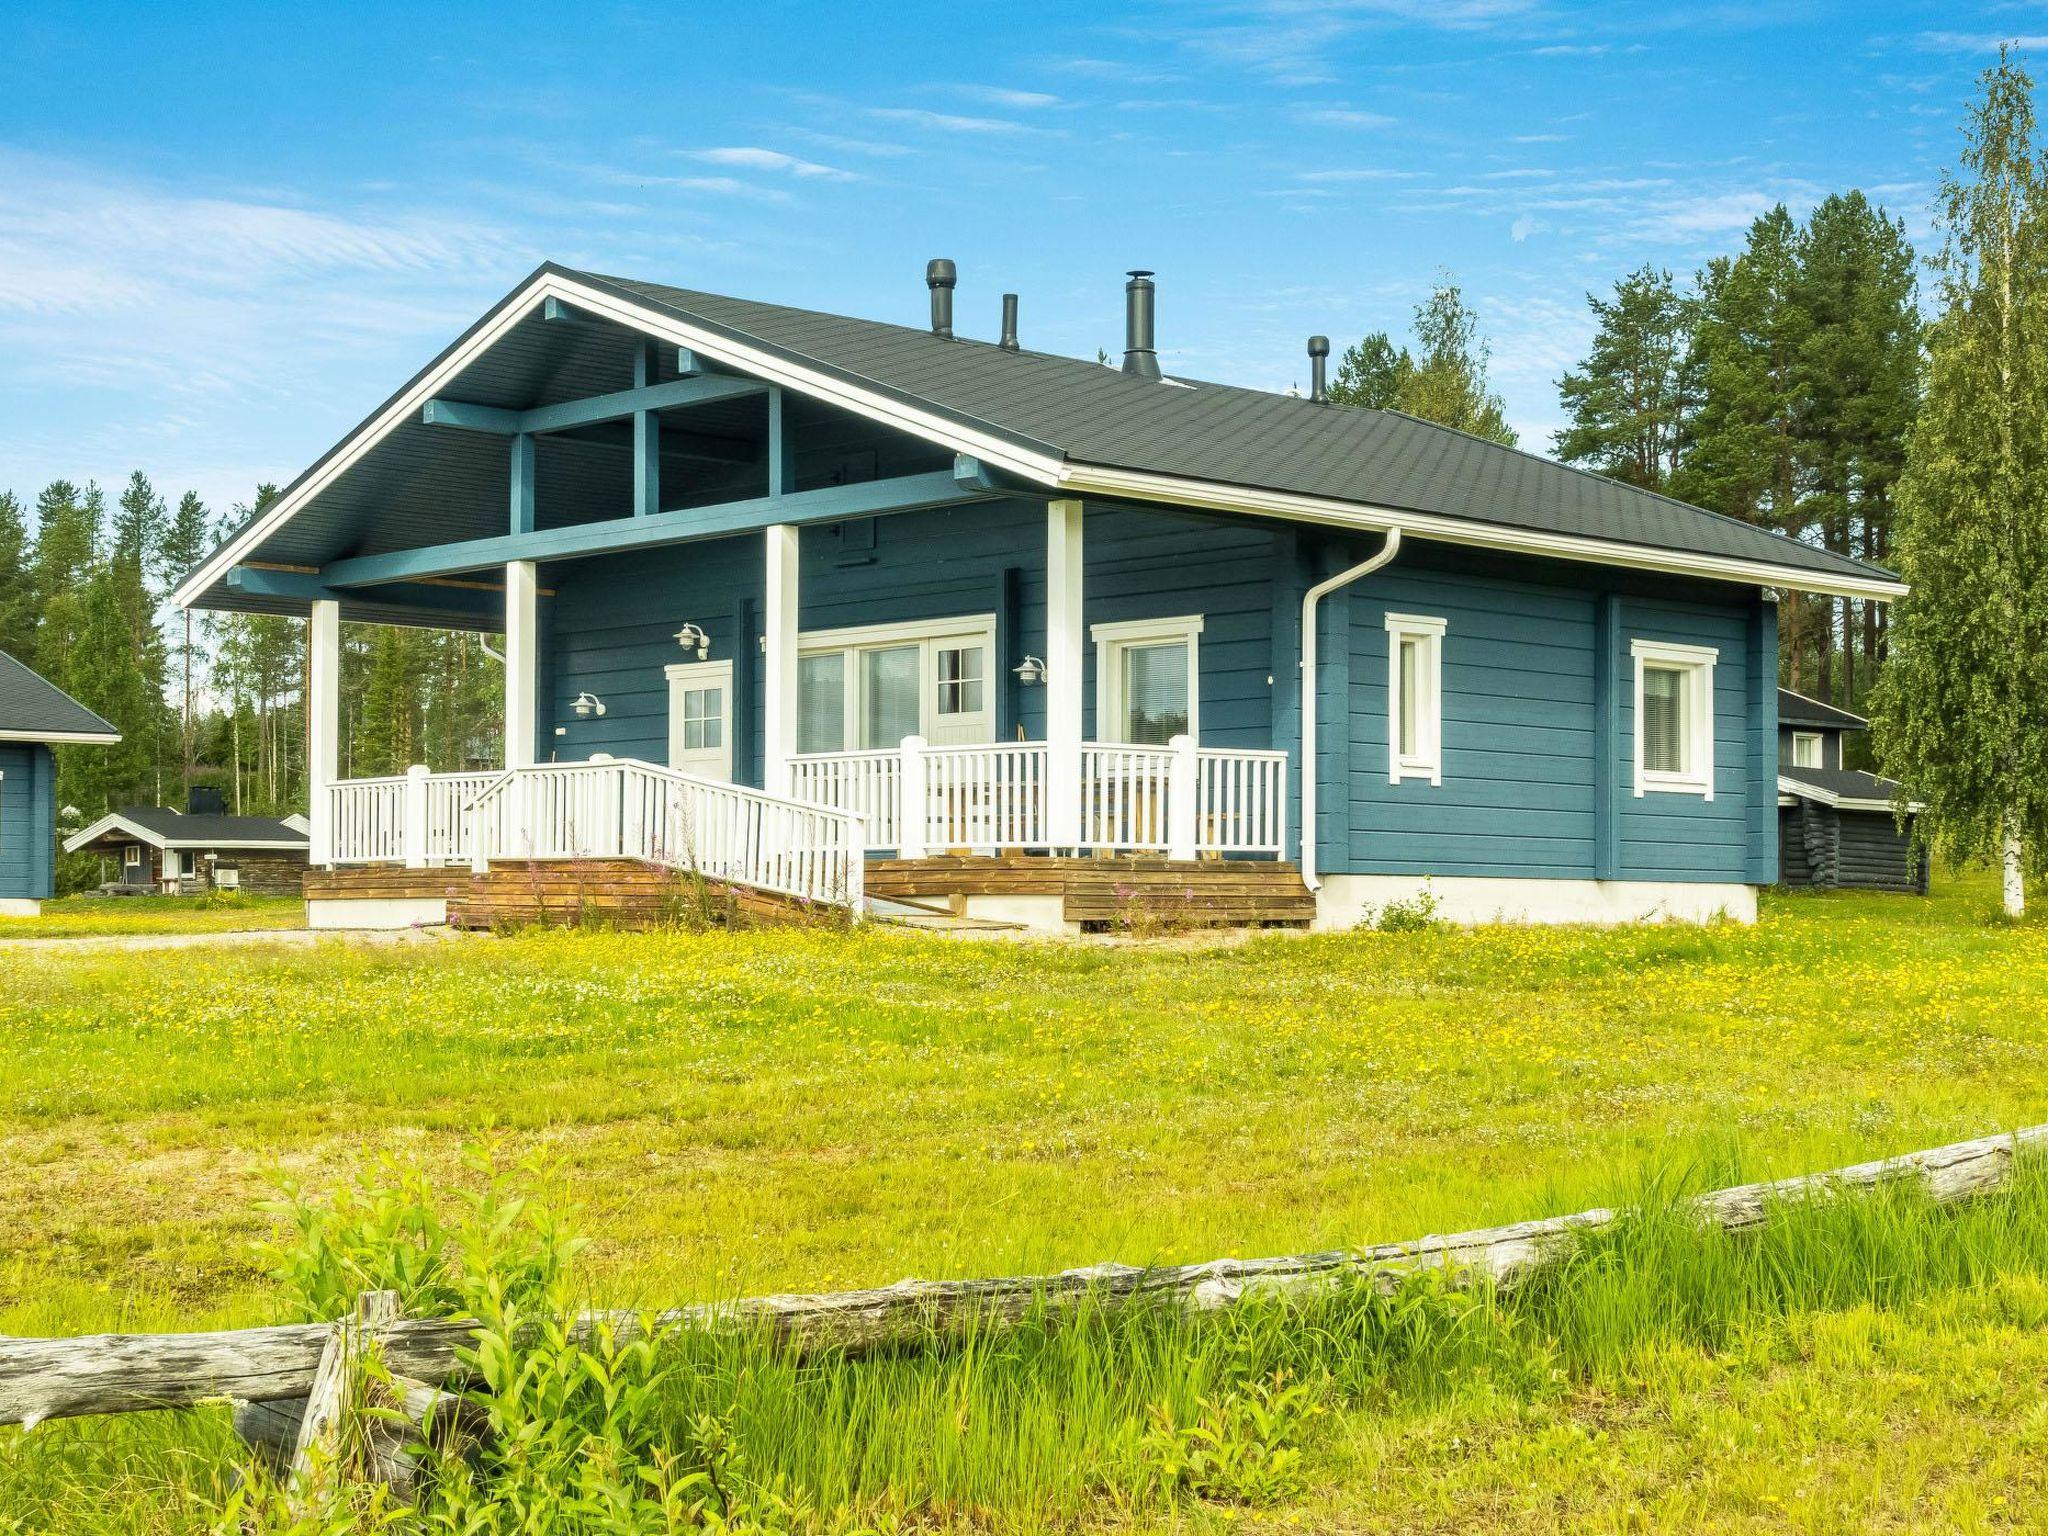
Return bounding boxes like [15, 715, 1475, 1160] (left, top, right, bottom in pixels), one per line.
[0, 649, 120, 914]
[172, 262, 1905, 931]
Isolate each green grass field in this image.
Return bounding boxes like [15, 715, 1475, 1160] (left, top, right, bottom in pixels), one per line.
[2, 872, 2046, 1531]
[0, 892, 305, 938]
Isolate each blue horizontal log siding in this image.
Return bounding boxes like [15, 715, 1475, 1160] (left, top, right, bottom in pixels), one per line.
[0, 744, 54, 900]
[541, 498, 1278, 774]
[1336, 546, 1772, 884]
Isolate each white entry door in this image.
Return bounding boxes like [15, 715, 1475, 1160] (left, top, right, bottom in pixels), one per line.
[666, 660, 733, 780]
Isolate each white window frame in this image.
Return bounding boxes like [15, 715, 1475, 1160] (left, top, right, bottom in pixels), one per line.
[1090, 614, 1204, 745]
[1790, 730, 1823, 770]
[796, 613, 998, 752]
[665, 658, 735, 778]
[1632, 639, 1718, 800]
[1384, 612, 1446, 786]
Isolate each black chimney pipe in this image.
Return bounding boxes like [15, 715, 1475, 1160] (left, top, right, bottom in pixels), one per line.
[1308, 334, 1330, 403]
[926, 258, 957, 339]
[1122, 269, 1161, 380]
[1000, 292, 1020, 351]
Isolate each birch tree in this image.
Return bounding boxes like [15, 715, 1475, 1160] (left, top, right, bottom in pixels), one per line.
[1873, 49, 2048, 917]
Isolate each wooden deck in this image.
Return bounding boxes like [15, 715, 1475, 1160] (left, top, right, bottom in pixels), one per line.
[865, 855, 1316, 929]
[309, 854, 1315, 932]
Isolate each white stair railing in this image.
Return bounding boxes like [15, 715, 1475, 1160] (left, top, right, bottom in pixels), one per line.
[464, 758, 864, 911]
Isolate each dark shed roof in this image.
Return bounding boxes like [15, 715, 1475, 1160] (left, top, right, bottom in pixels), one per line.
[1779, 765, 1904, 807]
[1778, 688, 1869, 732]
[0, 649, 120, 741]
[108, 808, 309, 845]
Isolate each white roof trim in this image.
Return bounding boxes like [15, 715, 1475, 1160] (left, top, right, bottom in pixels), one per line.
[1776, 773, 1923, 814]
[1057, 464, 1908, 603]
[62, 811, 308, 854]
[174, 269, 1909, 611]
[0, 727, 121, 744]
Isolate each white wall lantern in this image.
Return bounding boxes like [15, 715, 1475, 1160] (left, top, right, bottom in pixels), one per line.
[1013, 654, 1047, 687]
[570, 691, 608, 718]
[673, 622, 712, 661]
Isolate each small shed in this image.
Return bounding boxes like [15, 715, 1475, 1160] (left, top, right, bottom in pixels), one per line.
[63, 800, 311, 895]
[1776, 688, 1926, 893]
[0, 649, 121, 914]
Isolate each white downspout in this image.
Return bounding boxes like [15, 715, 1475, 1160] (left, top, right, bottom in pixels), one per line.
[1299, 528, 1401, 891]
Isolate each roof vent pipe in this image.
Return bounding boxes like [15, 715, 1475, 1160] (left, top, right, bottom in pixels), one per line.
[1308, 335, 1330, 403]
[1122, 269, 1161, 380]
[926, 258, 957, 339]
[1000, 292, 1020, 351]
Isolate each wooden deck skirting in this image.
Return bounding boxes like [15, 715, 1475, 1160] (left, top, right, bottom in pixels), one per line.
[3, 1124, 2041, 1429]
[866, 855, 1317, 928]
[306, 861, 814, 930]
[311, 856, 1318, 931]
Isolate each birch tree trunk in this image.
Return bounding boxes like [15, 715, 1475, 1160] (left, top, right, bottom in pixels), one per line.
[2004, 811, 2025, 917]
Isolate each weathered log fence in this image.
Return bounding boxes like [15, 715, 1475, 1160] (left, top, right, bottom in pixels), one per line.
[1, 1123, 2041, 1499]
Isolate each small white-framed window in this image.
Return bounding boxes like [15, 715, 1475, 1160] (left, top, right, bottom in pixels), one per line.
[1091, 615, 1203, 745]
[1790, 730, 1823, 769]
[1384, 613, 1446, 785]
[1632, 639, 1717, 799]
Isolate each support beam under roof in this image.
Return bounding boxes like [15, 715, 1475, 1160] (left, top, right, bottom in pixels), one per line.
[226, 565, 510, 630]
[319, 467, 1005, 588]
[420, 372, 767, 437]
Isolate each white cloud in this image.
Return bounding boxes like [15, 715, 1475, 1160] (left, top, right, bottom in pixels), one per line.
[1296, 167, 1428, 182]
[949, 85, 1064, 108]
[685, 147, 860, 181]
[1295, 105, 1397, 128]
[1484, 168, 1555, 180]
[867, 106, 1043, 134]
[1512, 132, 1571, 143]
[1511, 213, 1542, 242]
[1917, 31, 2048, 52]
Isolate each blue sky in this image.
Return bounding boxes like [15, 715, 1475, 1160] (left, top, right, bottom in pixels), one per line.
[0, 1, 2033, 521]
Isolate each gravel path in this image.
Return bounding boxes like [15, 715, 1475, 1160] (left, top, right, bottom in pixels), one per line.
[0, 925, 468, 953]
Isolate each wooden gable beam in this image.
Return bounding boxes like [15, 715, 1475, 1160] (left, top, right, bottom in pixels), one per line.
[420, 372, 766, 438]
[319, 465, 1005, 588]
[225, 566, 511, 630]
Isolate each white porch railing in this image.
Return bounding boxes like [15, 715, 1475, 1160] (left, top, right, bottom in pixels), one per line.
[327, 758, 864, 911]
[789, 736, 1287, 860]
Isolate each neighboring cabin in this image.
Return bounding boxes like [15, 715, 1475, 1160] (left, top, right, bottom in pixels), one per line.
[1776, 689, 1925, 894]
[63, 792, 310, 894]
[0, 649, 120, 915]
[173, 261, 1908, 930]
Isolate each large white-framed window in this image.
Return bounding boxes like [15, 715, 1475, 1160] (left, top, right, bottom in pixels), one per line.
[1091, 615, 1202, 745]
[1632, 639, 1718, 799]
[797, 614, 997, 752]
[1384, 612, 1446, 785]
[1790, 730, 1823, 769]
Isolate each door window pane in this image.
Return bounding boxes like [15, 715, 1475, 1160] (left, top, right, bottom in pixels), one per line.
[681, 687, 722, 751]
[1122, 641, 1189, 745]
[1642, 665, 1685, 773]
[936, 645, 985, 716]
[799, 654, 845, 753]
[861, 645, 921, 749]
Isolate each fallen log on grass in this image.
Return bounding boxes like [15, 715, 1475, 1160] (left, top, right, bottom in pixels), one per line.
[4, 1122, 2043, 1429]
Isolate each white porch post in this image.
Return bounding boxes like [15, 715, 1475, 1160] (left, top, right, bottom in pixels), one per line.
[763, 524, 800, 796]
[307, 597, 339, 867]
[1045, 498, 1084, 851]
[504, 560, 538, 769]
[402, 764, 430, 869]
[898, 735, 929, 859]
[1167, 733, 1199, 862]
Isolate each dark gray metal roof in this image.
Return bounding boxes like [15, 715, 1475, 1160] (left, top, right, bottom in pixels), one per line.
[1780, 766, 1900, 804]
[99, 807, 307, 846]
[575, 267, 1894, 588]
[1778, 688, 1868, 732]
[181, 261, 1900, 613]
[0, 649, 119, 740]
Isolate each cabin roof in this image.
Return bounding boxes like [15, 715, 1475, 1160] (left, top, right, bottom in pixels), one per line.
[1778, 765, 1909, 812]
[0, 649, 120, 744]
[175, 262, 1904, 615]
[1778, 688, 1869, 732]
[63, 807, 310, 852]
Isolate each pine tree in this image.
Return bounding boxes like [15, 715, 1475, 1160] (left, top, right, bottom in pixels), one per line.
[31, 480, 97, 688]
[1793, 192, 1921, 708]
[0, 491, 32, 660]
[109, 472, 170, 800]
[356, 626, 425, 775]
[160, 492, 212, 791]
[1554, 266, 1699, 490]
[1871, 48, 2048, 918]
[1327, 332, 1411, 409]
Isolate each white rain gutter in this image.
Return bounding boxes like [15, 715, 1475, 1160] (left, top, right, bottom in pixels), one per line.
[1299, 528, 1402, 891]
